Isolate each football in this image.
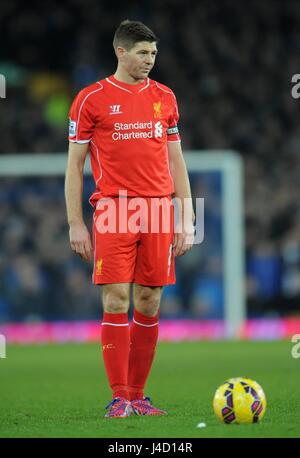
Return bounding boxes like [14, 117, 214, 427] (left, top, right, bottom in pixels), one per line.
[213, 377, 267, 424]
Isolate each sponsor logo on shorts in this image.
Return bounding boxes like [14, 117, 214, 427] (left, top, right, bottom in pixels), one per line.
[96, 259, 103, 275]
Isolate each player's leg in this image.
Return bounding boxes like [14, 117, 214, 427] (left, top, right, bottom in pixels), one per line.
[128, 196, 175, 415]
[93, 199, 138, 417]
[129, 284, 162, 398]
[102, 283, 131, 398]
[101, 283, 133, 417]
[129, 284, 167, 415]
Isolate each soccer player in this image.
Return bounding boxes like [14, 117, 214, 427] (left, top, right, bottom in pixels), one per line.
[65, 20, 194, 418]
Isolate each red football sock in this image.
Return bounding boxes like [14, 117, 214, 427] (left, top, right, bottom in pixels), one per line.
[101, 312, 130, 400]
[128, 308, 160, 401]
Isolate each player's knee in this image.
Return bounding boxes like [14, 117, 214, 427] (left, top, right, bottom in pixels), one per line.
[135, 287, 162, 316]
[103, 295, 129, 313]
[102, 286, 130, 313]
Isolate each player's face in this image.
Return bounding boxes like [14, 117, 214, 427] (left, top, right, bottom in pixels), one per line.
[122, 41, 158, 80]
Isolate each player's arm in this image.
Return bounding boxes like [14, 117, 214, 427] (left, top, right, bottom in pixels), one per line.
[168, 141, 195, 256]
[65, 141, 93, 262]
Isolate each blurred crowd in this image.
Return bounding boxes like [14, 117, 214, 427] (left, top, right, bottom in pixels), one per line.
[0, 175, 223, 321]
[1, 0, 300, 320]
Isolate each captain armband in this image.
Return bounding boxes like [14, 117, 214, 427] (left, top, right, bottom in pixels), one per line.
[167, 125, 179, 136]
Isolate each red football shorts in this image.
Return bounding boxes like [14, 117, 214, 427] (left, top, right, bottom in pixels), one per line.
[92, 196, 175, 286]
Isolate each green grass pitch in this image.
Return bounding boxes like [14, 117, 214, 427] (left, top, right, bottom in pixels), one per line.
[0, 340, 300, 438]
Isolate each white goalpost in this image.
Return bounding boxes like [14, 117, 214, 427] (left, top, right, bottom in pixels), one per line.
[184, 151, 245, 338]
[0, 151, 245, 338]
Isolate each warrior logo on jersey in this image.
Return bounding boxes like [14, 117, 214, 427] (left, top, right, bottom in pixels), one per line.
[153, 102, 162, 118]
[110, 105, 122, 115]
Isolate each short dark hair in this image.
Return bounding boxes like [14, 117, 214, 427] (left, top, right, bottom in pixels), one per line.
[113, 20, 158, 51]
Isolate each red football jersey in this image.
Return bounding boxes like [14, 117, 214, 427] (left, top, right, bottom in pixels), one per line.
[68, 75, 181, 207]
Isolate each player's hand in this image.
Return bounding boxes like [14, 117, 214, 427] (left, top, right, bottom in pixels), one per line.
[173, 221, 195, 257]
[69, 222, 93, 262]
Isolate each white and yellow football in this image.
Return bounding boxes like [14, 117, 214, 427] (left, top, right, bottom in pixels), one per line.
[213, 377, 267, 424]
